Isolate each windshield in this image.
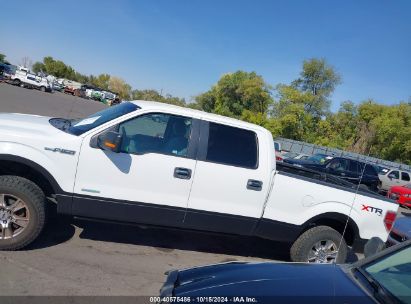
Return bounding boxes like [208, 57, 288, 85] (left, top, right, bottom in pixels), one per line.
[307, 154, 332, 164]
[65, 102, 139, 135]
[364, 245, 411, 303]
[284, 152, 298, 158]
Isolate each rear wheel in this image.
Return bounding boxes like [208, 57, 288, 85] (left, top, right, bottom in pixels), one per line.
[359, 184, 369, 191]
[290, 226, 348, 263]
[0, 176, 46, 250]
[13, 79, 21, 86]
[40, 86, 46, 92]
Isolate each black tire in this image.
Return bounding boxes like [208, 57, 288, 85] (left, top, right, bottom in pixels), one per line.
[0, 176, 46, 250]
[290, 226, 348, 264]
[359, 184, 369, 191]
[40, 86, 46, 92]
[13, 79, 21, 86]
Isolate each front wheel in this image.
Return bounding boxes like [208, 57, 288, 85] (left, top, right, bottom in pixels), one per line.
[290, 226, 348, 263]
[0, 176, 46, 250]
[40, 86, 46, 92]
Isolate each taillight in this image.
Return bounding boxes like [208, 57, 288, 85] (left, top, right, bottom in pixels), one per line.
[384, 211, 397, 232]
[276, 156, 283, 161]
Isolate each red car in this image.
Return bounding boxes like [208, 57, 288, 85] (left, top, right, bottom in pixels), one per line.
[387, 184, 411, 208]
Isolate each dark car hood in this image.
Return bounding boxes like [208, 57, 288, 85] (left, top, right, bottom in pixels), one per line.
[164, 262, 372, 303]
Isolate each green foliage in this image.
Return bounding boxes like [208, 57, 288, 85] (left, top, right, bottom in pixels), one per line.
[131, 89, 186, 106]
[193, 71, 273, 119]
[0, 53, 7, 63]
[291, 58, 341, 118]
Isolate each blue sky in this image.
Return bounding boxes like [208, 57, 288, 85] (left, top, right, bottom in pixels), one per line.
[1, 0, 410, 110]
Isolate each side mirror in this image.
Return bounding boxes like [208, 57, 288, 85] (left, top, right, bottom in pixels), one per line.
[97, 131, 122, 153]
[364, 237, 386, 258]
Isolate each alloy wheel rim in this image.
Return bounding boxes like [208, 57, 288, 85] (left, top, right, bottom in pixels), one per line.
[307, 240, 339, 263]
[0, 194, 30, 240]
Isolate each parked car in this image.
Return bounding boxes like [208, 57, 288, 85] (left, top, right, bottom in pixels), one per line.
[274, 141, 284, 161]
[284, 153, 333, 166]
[387, 184, 411, 209]
[387, 216, 411, 246]
[52, 81, 64, 92]
[376, 165, 390, 175]
[160, 239, 411, 304]
[10, 70, 51, 92]
[63, 79, 85, 96]
[379, 169, 411, 193]
[0, 101, 398, 264]
[282, 151, 309, 160]
[286, 156, 381, 192]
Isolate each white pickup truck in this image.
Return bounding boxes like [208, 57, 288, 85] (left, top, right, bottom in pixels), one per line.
[0, 101, 398, 263]
[11, 70, 51, 92]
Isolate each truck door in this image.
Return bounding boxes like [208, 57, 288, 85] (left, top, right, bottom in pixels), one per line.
[73, 112, 199, 228]
[184, 121, 272, 235]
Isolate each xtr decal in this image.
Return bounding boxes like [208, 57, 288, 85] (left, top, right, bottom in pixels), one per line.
[362, 204, 383, 216]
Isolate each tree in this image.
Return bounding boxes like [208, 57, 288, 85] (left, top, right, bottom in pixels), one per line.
[131, 89, 186, 106]
[194, 71, 273, 118]
[0, 53, 9, 64]
[90, 74, 110, 90]
[291, 58, 341, 118]
[109, 76, 132, 100]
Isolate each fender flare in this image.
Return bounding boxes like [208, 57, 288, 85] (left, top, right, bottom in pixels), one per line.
[302, 212, 360, 244]
[0, 154, 63, 194]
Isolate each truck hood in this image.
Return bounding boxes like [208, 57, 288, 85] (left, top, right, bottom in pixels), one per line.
[162, 262, 372, 302]
[0, 113, 70, 138]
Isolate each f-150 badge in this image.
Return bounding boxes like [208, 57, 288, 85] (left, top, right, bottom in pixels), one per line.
[44, 147, 76, 155]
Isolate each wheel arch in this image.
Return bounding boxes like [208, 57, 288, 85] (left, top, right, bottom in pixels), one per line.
[301, 212, 360, 246]
[0, 154, 63, 196]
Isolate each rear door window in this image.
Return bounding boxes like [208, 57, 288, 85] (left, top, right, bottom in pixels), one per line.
[348, 160, 360, 174]
[401, 172, 410, 182]
[206, 122, 258, 169]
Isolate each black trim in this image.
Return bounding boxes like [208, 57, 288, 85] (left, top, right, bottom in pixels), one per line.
[55, 194, 72, 214]
[254, 218, 303, 243]
[197, 120, 209, 161]
[56, 192, 369, 246]
[56, 192, 301, 242]
[0, 154, 63, 194]
[69, 194, 185, 228]
[183, 209, 258, 235]
[277, 163, 395, 204]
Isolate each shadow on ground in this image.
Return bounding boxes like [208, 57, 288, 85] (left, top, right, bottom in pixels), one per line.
[75, 218, 291, 261]
[26, 212, 359, 263]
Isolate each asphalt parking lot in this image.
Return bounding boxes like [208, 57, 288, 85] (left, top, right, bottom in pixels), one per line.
[0, 83, 409, 296]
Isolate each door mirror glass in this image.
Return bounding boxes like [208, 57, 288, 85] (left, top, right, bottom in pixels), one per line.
[97, 131, 122, 153]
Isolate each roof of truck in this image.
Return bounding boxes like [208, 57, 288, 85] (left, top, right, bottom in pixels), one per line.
[130, 100, 268, 133]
